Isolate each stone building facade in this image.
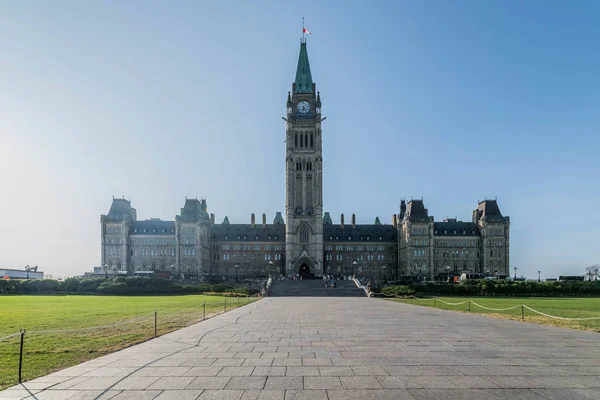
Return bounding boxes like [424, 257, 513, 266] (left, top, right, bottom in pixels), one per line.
[100, 39, 510, 282]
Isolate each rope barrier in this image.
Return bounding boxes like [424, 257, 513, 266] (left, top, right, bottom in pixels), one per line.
[435, 299, 469, 306]
[0, 332, 21, 342]
[470, 302, 521, 311]
[384, 296, 600, 321]
[522, 305, 600, 321]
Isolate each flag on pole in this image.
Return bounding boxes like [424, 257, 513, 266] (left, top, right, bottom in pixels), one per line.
[303, 28, 311, 35]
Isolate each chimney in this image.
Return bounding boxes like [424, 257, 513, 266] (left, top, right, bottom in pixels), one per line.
[210, 213, 215, 226]
[251, 213, 255, 228]
[392, 214, 397, 228]
[400, 200, 407, 221]
[262, 213, 266, 228]
[340, 214, 344, 230]
[352, 214, 356, 229]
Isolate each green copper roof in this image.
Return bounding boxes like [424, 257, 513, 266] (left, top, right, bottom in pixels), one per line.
[294, 41, 313, 93]
[273, 212, 285, 225]
[374, 217, 382, 225]
[323, 212, 332, 224]
[222, 216, 230, 225]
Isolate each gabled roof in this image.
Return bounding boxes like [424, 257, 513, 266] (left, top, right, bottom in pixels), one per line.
[294, 41, 313, 93]
[211, 224, 286, 242]
[476, 200, 505, 222]
[131, 220, 175, 235]
[405, 200, 429, 222]
[323, 224, 396, 242]
[178, 199, 209, 221]
[434, 222, 480, 237]
[106, 198, 136, 220]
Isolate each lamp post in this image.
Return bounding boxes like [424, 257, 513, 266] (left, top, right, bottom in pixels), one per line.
[514, 266, 517, 279]
[486, 269, 490, 278]
[380, 265, 387, 283]
[352, 261, 357, 278]
[235, 264, 239, 282]
[538, 270, 541, 282]
[445, 265, 451, 282]
[104, 264, 109, 279]
[268, 260, 273, 278]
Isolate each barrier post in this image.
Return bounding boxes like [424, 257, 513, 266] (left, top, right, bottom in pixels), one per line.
[203, 302, 206, 320]
[468, 300, 471, 312]
[224, 298, 227, 313]
[18, 329, 25, 383]
[154, 310, 157, 337]
[521, 305, 524, 322]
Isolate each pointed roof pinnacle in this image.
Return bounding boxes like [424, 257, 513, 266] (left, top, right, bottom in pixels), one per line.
[294, 40, 313, 93]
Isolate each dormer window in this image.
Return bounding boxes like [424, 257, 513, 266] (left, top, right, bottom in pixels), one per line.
[462, 231, 466, 235]
[144, 229, 147, 233]
[329, 236, 333, 240]
[335, 236, 339, 240]
[348, 237, 351, 240]
[379, 237, 382, 241]
[255, 235, 259, 240]
[434, 230, 438, 234]
[268, 236, 271, 240]
[367, 236, 370, 240]
[237, 236, 240, 240]
[453, 231, 456, 234]
[274, 236, 278, 240]
[225, 235, 229, 240]
[153, 229, 156, 233]
[444, 231, 447, 234]
[162, 229, 165, 233]
[134, 229, 137, 233]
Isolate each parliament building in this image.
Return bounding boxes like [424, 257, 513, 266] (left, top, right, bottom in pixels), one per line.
[100, 39, 510, 282]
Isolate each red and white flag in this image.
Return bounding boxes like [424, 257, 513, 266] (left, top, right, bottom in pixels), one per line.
[303, 28, 311, 35]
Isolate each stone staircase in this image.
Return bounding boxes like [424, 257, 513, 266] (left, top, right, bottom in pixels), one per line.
[268, 278, 366, 297]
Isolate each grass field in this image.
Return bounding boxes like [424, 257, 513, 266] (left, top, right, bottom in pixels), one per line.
[0, 295, 257, 390]
[388, 296, 600, 333]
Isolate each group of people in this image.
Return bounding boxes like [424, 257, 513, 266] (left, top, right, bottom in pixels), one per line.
[323, 274, 337, 288]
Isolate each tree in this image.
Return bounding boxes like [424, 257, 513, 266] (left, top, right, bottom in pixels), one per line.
[585, 265, 599, 281]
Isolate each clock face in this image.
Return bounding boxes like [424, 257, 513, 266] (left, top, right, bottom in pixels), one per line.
[297, 101, 310, 114]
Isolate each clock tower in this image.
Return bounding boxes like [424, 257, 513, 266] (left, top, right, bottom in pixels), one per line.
[285, 39, 324, 278]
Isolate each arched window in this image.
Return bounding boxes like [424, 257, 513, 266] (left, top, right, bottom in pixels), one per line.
[295, 134, 298, 147]
[310, 134, 313, 147]
[300, 225, 309, 243]
[305, 134, 308, 148]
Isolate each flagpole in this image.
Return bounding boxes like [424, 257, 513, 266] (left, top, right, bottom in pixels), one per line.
[302, 17, 305, 41]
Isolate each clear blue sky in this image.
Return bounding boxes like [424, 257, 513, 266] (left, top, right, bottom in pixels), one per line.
[1, 1, 599, 279]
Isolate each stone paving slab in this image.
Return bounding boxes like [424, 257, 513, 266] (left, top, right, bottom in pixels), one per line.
[2, 297, 600, 399]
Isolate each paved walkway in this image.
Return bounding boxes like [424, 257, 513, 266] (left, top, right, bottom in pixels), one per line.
[2, 298, 600, 400]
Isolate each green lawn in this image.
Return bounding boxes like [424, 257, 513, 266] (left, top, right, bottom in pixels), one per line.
[0, 295, 258, 390]
[388, 296, 600, 333]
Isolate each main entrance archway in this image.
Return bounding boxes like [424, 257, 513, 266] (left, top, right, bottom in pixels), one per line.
[298, 263, 311, 279]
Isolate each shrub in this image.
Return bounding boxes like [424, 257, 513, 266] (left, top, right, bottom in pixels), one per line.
[381, 285, 415, 296]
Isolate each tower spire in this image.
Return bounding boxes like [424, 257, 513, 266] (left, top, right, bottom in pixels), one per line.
[294, 40, 313, 93]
